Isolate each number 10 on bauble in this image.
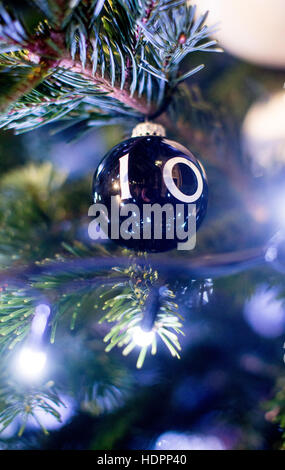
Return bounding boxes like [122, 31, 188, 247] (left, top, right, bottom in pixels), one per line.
[90, 123, 208, 252]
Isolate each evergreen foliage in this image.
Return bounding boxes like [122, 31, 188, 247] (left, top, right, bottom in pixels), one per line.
[0, 0, 283, 450]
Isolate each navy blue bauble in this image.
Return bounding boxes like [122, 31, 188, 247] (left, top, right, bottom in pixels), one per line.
[92, 132, 208, 252]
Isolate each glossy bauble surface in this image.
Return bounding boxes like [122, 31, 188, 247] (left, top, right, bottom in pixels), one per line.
[92, 135, 208, 252]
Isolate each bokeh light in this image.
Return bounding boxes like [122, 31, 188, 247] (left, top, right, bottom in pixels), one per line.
[244, 285, 285, 337]
[15, 346, 47, 381]
[132, 327, 155, 347]
[154, 432, 226, 450]
[31, 304, 51, 337]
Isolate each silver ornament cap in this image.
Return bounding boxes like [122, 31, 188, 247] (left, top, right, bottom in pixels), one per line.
[131, 122, 166, 138]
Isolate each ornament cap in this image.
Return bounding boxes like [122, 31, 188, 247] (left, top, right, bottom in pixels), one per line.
[131, 122, 166, 138]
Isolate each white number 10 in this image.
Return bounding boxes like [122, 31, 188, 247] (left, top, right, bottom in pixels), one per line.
[119, 153, 203, 202]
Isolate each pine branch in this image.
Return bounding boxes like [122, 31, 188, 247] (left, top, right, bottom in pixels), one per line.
[98, 263, 184, 368]
[0, 59, 53, 112]
[0, 1, 219, 132]
[0, 288, 35, 354]
[0, 376, 63, 436]
[0, 339, 132, 434]
[0, 243, 186, 368]
[0, 163, 69, 267]
[32, 0, 82, 29]
[54, 59, 151, 114]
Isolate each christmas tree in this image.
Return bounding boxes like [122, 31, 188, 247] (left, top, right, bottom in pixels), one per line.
[0, 0, 284, 450]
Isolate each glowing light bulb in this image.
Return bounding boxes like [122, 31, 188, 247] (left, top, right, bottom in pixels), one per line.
[31, 304, 50, 337]
[132, 326, 155, 347]
[16, 347, 47, 381]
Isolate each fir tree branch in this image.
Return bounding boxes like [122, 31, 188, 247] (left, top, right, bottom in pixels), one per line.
[55, 57, 151, 114]
[0, 377, 64, 436]
[0, 59, 53, 112]
[0, 1, 218, 129]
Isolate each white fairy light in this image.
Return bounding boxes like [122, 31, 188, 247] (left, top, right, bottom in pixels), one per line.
[31, 304, 50, 337]
[132, 326, 155, 347]
[16, 346, 47, 381]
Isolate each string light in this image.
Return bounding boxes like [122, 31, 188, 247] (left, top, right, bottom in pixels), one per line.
[31, 304, 50, 337]
[16, 346, 47, 381]
[132, 326, 155, 347]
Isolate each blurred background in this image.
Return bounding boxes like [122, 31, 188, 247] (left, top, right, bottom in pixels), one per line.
[0, 0, 285, 450]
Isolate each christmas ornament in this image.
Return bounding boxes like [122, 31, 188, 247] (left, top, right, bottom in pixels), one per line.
[242, 91, 285, 176]
[92, 122, 208, 252]
[195, 0, 285, 68]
